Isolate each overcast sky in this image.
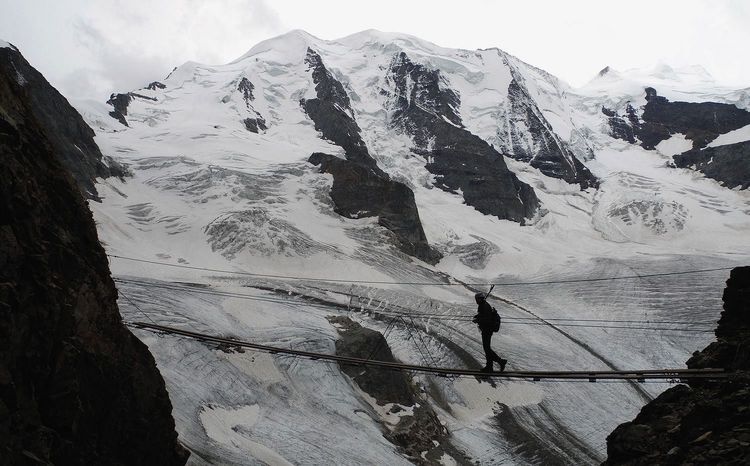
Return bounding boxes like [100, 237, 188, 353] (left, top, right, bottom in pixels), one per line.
[1, 0, 748, 101]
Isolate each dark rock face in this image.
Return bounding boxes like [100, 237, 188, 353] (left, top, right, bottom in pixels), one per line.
[302, 48, 440, 263]
[309, 153, 441, 264]
[329, 316, 415, 405]
[687, 267, 750, 371]
[641, 88, 750, 149]
[328, 317, 462, 464]
[673, 140, 750, 190]
[233, 77, 267, 133]
[302, 48, 376, 170]
[503, 67, 598, 189]
[385, 52, 539, 221]
[603, 104, 639, 144]
[0, 49, 188, 465]
[605, 267, 750, 465]
[607, 87, 750, 150]
[0, 45, 117, 199]
[242, 116, 267, 133]
[107, 91, 157, 128]
[147, 81, 166, 90]
[237, 77, 254, 104]
[107, 92, 132, 126]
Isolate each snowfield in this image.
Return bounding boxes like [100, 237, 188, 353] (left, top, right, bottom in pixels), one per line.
[79, 30, 749, 464]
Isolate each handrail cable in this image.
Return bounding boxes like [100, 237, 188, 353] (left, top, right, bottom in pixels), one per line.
[114, 277, 716, 333]
[107, 254, 735, 287]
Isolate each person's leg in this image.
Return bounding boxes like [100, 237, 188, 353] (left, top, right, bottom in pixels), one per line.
[481, 330, 494, 370]
[482, 330, 507, 372]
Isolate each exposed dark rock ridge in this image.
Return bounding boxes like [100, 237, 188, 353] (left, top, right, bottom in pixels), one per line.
[147, 81, 166, 90]
[329, 316, 415, 405]
[302, 48, 441, 263]
[502, 63, 598, 189]
[602, 105, 639, 144]
[328, 317, 467, 465]
[309, 152, 441, 263]
[237, 76, 254, 103]
[687, 267, 750, 372]
[0, 53, 188, 465]
[0, 46, 118, 199]
[302, 48, 377, 170]
[605, 267, 750, 465]
[236, 77, 266, 133]
[107, 92, 132, 126]
[107, 91, 157, 128]
[673, 140, 750, 190]
[606, 88, 750, 150]
[242, 116, 267, 133]
[385, 52, 539, 222]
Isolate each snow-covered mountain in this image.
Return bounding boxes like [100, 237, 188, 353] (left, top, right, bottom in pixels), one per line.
[69, 30, 749, 464]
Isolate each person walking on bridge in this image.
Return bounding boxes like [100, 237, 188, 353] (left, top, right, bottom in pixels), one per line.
[473, 291, 507, 373]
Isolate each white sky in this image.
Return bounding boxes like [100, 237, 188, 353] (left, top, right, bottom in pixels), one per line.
[1, 0, 748, 101]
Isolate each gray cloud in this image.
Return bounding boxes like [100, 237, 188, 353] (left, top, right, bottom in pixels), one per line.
[1, 0, 284, 101]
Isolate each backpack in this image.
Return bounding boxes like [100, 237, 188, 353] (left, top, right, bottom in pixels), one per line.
[491, 307, 502, 332]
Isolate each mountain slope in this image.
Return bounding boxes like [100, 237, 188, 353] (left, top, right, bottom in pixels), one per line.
[71, 30, 750, 465]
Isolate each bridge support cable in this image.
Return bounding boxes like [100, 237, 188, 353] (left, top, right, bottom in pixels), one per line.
[113, 277, 716, 334]
[366, 315, 398, 361]
[108, 254, 735, 287]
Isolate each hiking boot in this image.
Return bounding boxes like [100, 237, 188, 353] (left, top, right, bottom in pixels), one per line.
[499, 359, 507, 372]
[480, 365, 493, 373]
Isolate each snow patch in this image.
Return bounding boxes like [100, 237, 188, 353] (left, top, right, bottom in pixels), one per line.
[199, 404, 293, 465]
[706, 123, 750, 148]
[655, 133, 692, 156]
[449, 378, 543, 422]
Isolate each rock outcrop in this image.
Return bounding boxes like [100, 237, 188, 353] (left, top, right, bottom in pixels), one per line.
[303, 48, 441, 264]
[605, 267, 750, 465]
[385, 52, 540, 221]
[606, 88, 750, 150]
[602, 105, 639, 145]
[0, 44, 120, 199]
[0, 44, 188, 465]
[501, 64, 598, 189]
[235, 77, 266, 133]
[106, 91, 157, 128]
[673, 140, 750, 190]
[328, 317, 464, 464]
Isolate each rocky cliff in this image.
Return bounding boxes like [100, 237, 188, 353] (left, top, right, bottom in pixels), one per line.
[0, 44, 188, 465]
[385, 52, 541, 221]
[605, 88, 750, 151]
[673, 140, 750, 190]
[303, 48, 441, 263]
[604, 87, 750, 190]
[604, 266, 750, 465]
[0, 43, 121, 199]
[328, 316, 465, 464]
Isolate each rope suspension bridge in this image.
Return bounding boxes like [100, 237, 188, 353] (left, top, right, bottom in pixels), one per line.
[110, 254, 739, 384]
[126, 321, 728, 383]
